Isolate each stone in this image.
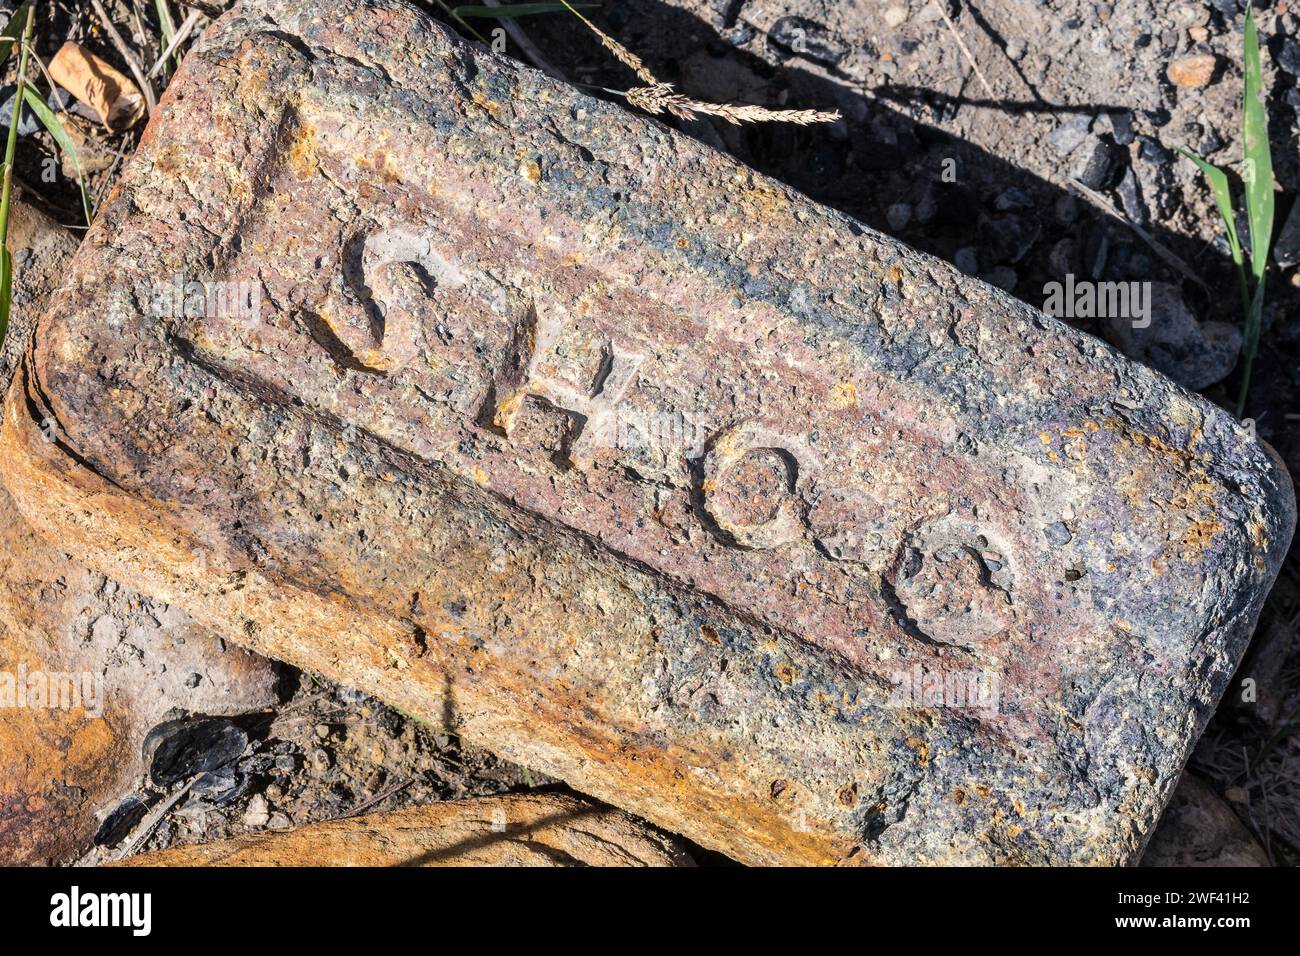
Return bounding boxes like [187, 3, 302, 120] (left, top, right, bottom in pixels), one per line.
[1277, 38, 1300, 77]
[979, 212, 1040, 264]
[0, 461, 280, 865]
[981, 266, 1017, 292]
[885, 202, 912, 232]
[94, 796, 150, 848]
[1072, 138, 1121, 191]
[767, 16, 846, 68]
[143, 716, 249, 787]
[241, 793, 270, 828]
[993, 187, 1032, 212]
[1273, 200, 1300, 269]
[1167, 54, 1218, 88]
[1103, 283, 1241, 391]
[1141, 774, 1270, 866]
[1049, 114, 1091, 155]
[1115, 166, 1149, 227]
[1231, 617, 1292, 727]
[953, 246, 979, 275]
[0, 84, 39, 137]
[116, 792, 692, 866]
[3, 0, 1293, 866]
[1, 191, 79, 383]
[0, 195, 279, 866]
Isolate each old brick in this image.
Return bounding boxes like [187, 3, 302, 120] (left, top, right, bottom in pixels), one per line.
[115, 792, 692, 866]
[2, 0, 1292, 864]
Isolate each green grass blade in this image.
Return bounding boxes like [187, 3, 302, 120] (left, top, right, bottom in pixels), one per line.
[0, 4, 34, 342]
[1242, 7, 1274, 283]
[1237, 269, 1267, 416]
[452, 3, 594, 16]
[154, 0, 178, 75]
[1177, 148, 1243, 268]
[1178, 146, 1251, 325]
[0, 246, 10, 345]
[23, 88, 93, 226]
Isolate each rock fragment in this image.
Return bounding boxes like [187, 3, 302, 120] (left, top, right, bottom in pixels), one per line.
[1142, 775, 1270, 866]
[143, 716, 249, 787]
[1167, 54, 1218, 88]
[1102, 282, 1240, 390]
[115, 793, 692, 866]
[3, 0, 1292, 865]
[1273, 200, 1300, 269]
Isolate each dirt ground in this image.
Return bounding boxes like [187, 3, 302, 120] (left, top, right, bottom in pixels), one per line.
[7, 0, 1299, 864]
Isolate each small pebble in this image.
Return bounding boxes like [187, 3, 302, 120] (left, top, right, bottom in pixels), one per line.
[1049, 114, 1091, 155]
[1054, 194, 1079, 226]
[1106, 110, 1135, 146]
[1167, 54, 1218, 88]
[0, 84, 39, 136]
[242, 794, 270, 828]
[883, 5, 908, 28]
[954, 246, 979, 276]
[1116, 167, 1148, 227]
[1278, 39, 1300, 76]
[981, 266, 1017, 292]
[885, 202, 912, 232]
[1043, 522, 1073, 546]
[1073, 138, 1120, 190]
[994, 187, 1032, 211]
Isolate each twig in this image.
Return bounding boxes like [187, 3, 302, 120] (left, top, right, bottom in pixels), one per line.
[931, 0, 996, 100]
[480, 0, 568, 82]
[344, 777, 412, 818]
[117, 775, 199, 860]
[1069, 178, 1208, 292]
[147, 8, 201, 79]
[90, 0, 157, 115]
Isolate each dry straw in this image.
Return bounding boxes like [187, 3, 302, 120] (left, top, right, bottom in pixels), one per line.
[559, 0, 658, 86]
[558, 1, 839, 126]
[624, 83, 841, 126]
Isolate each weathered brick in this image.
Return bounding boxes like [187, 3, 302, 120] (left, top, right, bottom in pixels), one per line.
[2, 0, 1292, 864]
[115, 792, 692, 866]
